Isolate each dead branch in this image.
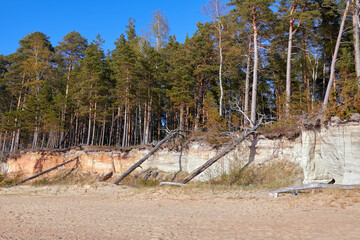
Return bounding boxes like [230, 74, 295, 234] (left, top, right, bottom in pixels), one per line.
[159, 182, 186, 187]
[6, 157, 79, 188]
[113, 129, 182, 185]
[181, 116, 263, 184]
[268, 183, 360, 197]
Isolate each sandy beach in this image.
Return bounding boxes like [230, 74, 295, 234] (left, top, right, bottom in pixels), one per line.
[1, 184, 360, 240]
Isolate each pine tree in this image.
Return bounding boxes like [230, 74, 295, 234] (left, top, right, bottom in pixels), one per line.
[230, 0, 275, 123]
[111, 20, 139, 147]
[57, 31, 88, 146]
[76, 34, 108, 145]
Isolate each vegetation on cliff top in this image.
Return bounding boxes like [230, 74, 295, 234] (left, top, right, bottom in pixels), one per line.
[1, 0, 360, 153]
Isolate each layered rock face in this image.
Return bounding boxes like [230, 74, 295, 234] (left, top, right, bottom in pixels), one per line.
[1, 121, 359, 184]
[300, 121, 360, 184]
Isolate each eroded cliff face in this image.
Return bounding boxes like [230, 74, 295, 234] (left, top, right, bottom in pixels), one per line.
[300, 121, 360, 184]
[1, 121, 359, 184]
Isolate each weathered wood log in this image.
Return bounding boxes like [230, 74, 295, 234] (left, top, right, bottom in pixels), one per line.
[6, 157, 79, 188]
[159, 182, 186, 187]
[181, 117, 263, 184]
[268, 183, 360, 197]
[113, 130, 181, 185]
[98, 171, 113, 182]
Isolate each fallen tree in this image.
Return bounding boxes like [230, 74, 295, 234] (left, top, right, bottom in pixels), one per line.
[268, 183, 360, 197]
[113, 129, 182, 185]
[6, 157, 79, 188]
[181, 117, 263, 184]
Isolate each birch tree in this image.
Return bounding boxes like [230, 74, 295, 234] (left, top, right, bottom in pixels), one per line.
[149, 10, 169, 51]
[203, 0, 229, 116]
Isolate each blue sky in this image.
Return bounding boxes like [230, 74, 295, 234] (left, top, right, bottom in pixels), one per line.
[0, 0, 211, 55]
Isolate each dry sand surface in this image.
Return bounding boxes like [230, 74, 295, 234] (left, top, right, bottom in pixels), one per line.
[1, 184, 360, 240]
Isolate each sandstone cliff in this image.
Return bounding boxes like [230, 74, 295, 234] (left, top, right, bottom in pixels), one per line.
[1, 120, 359, 184]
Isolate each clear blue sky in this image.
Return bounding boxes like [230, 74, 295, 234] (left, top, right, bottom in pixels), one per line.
[0, 0, 210, 55]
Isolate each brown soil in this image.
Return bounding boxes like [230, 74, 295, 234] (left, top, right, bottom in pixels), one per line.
[1, 184, 360, 240]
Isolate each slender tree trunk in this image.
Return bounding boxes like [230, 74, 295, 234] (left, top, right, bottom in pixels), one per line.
[101, 119, 105, 146]
[244, 38, 251, 117]
[40, 131, 45, 149]
[179, 103, 184, 130]
[158, 95, 161, 141]
[127, 110, 131, 146]
[144, 97, 152, 144]
[323, 0, 350, 109]
[134, 105, 138, 145]
[46, 131, 52, 148]
[195, 79, 204, 130]
[87, 105, 92, 145]
[10, 131, 15, 152]
[143, 100, 148, 144]
[122, 103, 128, 147]
[353, 0, 360, 82]
[32, 126, 38, 149]
[303, 36, 310, 113]
[91, 101, 97, 145]
[109, 110, 114, 146]
[2, 132, 7, 152]
[322, 56, 327, 98]
[74, 112, 79, 146]
[139, 104, 142, 144]
[285, 19, 294, 116]
[250, 15, 259, 124]
[217, 22, 224, 116]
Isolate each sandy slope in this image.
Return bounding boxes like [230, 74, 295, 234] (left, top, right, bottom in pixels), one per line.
[0, 184, 360, 240]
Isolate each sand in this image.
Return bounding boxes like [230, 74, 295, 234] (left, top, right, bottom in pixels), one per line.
[1, 184, 360, 240]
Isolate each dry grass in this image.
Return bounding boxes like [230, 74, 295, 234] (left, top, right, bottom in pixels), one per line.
[210, 161, 303, 189]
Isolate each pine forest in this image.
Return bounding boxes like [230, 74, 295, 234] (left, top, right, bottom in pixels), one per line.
[1, 0, 360, 152]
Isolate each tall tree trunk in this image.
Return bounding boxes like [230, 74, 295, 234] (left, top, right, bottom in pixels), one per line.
[109, 110, 114, 146]
[303, 36, 310, 113]
[122, 107, 128, 147]
[2, 132, 7, 152]
[323, 0, 350, 109]
[74, 112, 79, 146]
[91, 101, 97, 146]
[86, 105, 92, 145]
[139, 104, 142, 144]
[244, 38, 252, 118]
[217, 22, 224, 116]
[14, 129, 20, 151]
[158, 95, 161, 141]
[250, 13, 259, 124]
[322, 55, 327, 98]
[60, 57, 74, 147]
[10, 131, 15, 152]
[285, 18, 294, 116]
[179, 103, 184, 130]
[32, 126, 38, 149]
[186, 106, 190, 132]
[144, 97, 152, 144]
[195, 79, 204, 130]
[353, 0, 360, 82]
[101, 119, 105, 146]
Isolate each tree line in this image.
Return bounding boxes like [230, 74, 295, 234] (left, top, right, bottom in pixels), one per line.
[0, 0, 359, 152]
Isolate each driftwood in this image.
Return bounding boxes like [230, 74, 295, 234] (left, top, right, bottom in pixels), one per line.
[6, 157, 79, 188]
[113, 129, 181, 185]
[181, 117, 263, 184]
[98, 172, 113, 182]
[159, 182, 186, 187]
[268, 183, 360, 197]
